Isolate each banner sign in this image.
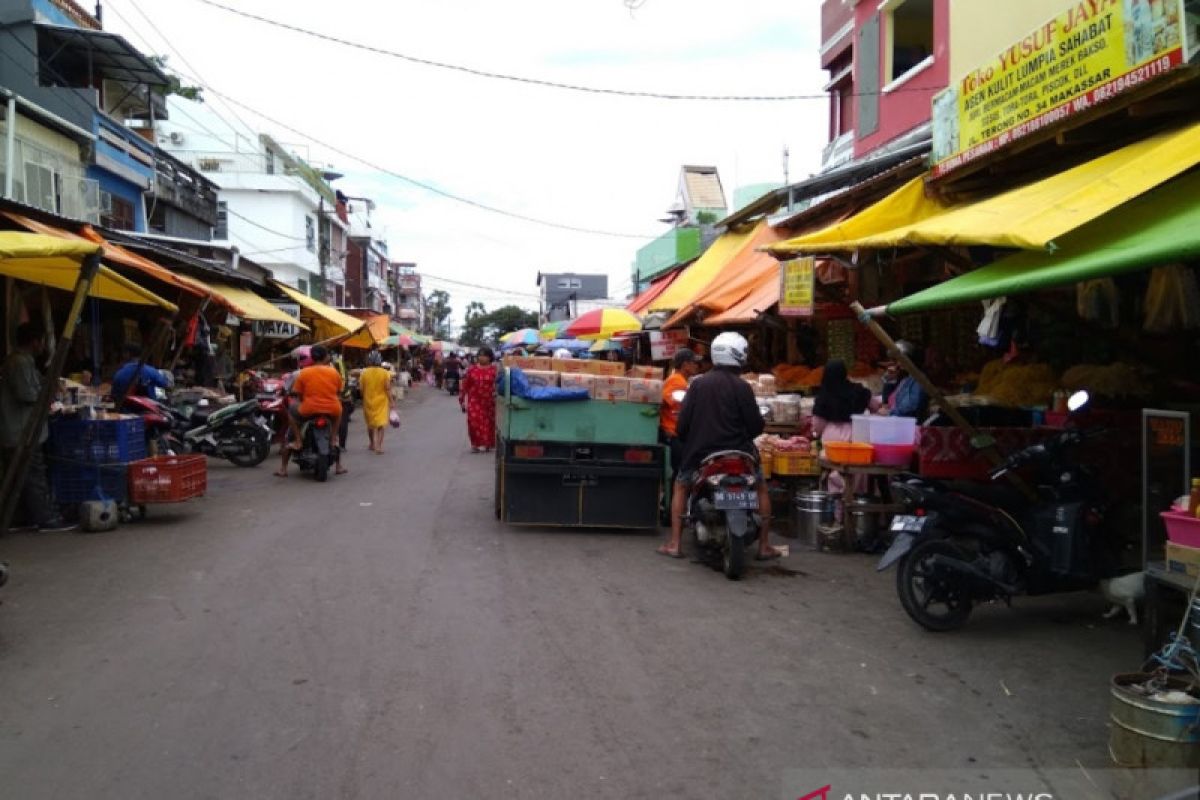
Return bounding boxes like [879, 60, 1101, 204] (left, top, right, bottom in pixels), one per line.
[778, 257, 815, 317]
[931, 0, 1193, 178]
[252, 303, 302, 339]
[649, 329, 689, 361]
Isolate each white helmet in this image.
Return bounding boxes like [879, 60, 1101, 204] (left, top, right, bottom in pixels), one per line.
[553, 348, 573, 360]
[710, 332, 749, 369]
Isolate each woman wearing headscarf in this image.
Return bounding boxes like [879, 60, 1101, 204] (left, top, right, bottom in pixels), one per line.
[812, 359, 878, 510]
[460, 346, 498, 452]
[358, 350, 395, 454]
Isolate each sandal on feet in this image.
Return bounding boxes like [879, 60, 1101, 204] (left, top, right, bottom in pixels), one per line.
[755, 547, 782, 562]
[656, 544, 684, 559]
[273, 470, 288, 478]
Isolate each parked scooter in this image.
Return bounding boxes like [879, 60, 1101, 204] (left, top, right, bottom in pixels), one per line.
[292, 413, 340, 482]
[683, 449, 764, 580]
[241, 370, 289, 448]
[126, 395, 272, 467]
[878, 391, 1116, 631]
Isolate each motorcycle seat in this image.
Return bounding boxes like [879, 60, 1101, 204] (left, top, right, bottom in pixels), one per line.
[945, 480, 1028, 515]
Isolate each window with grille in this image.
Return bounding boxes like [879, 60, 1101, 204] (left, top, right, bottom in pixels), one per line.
[100, 191, 135, 230]
[214, 201, 228, 239]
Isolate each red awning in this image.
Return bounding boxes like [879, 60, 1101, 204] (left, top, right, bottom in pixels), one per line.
[627, 269, 681, 314]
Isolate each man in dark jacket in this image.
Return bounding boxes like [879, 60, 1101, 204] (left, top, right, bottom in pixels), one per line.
[658, 332, 778, 560]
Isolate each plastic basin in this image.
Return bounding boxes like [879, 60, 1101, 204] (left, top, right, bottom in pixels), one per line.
[1161, 511, 1200, 548]
[873, 443, 915, 467]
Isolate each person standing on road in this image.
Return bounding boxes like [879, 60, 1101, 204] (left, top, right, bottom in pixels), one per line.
[460, 346, 498, 453]
[659, 348, 700, 482]
[659, 332, 779, 561]
[0, 322, 75, 532]
[358, 350, 395, 454]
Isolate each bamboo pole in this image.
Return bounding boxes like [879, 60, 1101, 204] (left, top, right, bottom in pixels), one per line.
[849, 301, 1035, 500]
[0, 253, 102, 534]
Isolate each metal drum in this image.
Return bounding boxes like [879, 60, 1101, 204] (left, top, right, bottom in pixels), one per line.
[792, 491, 834, 549]
[847, 496, 879, 546]
[1109, 672, 1200, 769]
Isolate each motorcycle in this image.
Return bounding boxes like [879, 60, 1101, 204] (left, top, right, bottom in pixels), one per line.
[878, 390, 1115, 631]
[127, 394, 272, 468]
[445, 374, 460, 396]
[292, 413, 339, 482]
[683, 449, 764, 580]
[241, 370, 289, 448]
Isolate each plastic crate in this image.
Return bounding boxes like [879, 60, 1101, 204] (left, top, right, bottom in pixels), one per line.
[48, 416, 146, 464]
[50, 461, 128, 503]
[774, 451, 819, 476]
[824, 441, 874, 465]
[1161, 511, 1200, 548]
[128, 455, 208, 504]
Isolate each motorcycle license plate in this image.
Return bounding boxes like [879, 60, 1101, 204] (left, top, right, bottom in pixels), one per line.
[890, 515, 927, 533]
[562, 473, 598, 487]
[713, 490, 758, 510]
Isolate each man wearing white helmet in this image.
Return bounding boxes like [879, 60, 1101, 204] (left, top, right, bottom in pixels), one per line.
[658, 332, 780, 560]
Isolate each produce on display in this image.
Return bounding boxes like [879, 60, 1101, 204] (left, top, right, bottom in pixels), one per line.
[974, 360, 1057, 408]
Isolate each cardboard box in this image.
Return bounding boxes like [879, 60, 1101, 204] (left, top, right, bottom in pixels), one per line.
[591, 376, 630, 402]
[558, 373, 595, 394]
[628, 365, 664, 381]
[627, 378, 663, 404]
[508, 356, 551, 372]
[1166, 541, 1200, 578]
[584, 361, 626, 377]
[523, 370, 559, 389]
[554, 359, 590, 374]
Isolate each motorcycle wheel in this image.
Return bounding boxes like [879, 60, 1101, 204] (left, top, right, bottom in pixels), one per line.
[722, 535, 746, 580]
[897, 538, 974, 632]
[314, 453, 330, 482]
[228, 426, 270, 468]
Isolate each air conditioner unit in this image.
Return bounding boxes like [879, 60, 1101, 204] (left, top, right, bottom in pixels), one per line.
[169, 131, 185, 146]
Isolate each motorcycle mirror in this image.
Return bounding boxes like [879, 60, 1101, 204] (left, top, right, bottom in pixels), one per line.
[671, 390, 686, 403]
[1067, 390, 1089, 412]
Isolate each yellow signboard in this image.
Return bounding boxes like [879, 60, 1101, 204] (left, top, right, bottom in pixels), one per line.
[931, 0, 1191, 177]
[778, 257, 815, 317]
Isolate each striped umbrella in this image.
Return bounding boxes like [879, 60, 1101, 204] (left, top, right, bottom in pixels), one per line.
[588, 338, 625, 353]
[539, 320, 569, 340]
[500, 328, 540, 346]
[563, 308, 642, 341]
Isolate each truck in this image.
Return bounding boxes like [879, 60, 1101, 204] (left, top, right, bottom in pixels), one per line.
[494, 368, 665, 528]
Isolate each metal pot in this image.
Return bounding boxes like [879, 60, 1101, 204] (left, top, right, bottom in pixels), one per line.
[847, 496, 880, 545]
[792, 491, 834, 549]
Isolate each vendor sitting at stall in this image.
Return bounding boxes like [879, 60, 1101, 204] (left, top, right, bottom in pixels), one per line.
[883, 340, 929, 420]
[110, 343, 170, 400]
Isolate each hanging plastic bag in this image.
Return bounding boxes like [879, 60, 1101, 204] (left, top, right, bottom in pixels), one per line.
[1145, 264, 1200, 333]
[1076, 279, 1119, 328]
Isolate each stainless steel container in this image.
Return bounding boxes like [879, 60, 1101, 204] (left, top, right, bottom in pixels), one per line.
[792, 491, 834, 549]
[847, 496, 879, 545]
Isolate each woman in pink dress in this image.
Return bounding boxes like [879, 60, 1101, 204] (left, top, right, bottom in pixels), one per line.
[459, 347, 498, 452]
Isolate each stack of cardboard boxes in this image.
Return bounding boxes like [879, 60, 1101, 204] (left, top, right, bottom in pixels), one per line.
[504, 356, 664, 404]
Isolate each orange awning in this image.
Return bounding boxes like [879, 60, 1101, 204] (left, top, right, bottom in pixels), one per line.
[663, 222, 783, 327]
[702, 271, 779, 326]
[342, 313, 391, 348]
[0, 212, 214, 303]
[628, 269, 681, 314]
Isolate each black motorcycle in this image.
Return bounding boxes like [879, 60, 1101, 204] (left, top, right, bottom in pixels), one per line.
[684, 450, 764, 580]
[293, 413, 339, 482]
[445, 374, 460, 396]
[878, 392, 1115, 631]
[163, 398, 272, 468]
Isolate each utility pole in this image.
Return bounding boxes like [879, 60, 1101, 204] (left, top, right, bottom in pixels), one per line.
[782, 145, 790, 186]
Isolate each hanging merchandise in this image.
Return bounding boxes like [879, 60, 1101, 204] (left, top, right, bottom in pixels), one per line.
[898, 314, 923, 343]
[977, 298, 1007, 346]
[826, 319, 856, 366]
[1144, 264, 1200, 333]
[1075, 279, 1120, 328]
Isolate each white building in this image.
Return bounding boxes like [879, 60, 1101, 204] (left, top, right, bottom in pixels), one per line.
[155, 97, 346, 300]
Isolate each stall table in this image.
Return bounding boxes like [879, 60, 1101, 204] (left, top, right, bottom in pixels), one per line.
[1143, 563, 1200, 658]
[819, 459, 907, 551]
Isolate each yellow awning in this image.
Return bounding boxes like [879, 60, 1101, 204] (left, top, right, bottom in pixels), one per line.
[0, 232, 177, 310]
[272, 281, 365, 340]
[769, 121, 1200, 254]
[342, 314, 391, 349]
[203, 282, 309, 329]
[649, 225, 759, 312]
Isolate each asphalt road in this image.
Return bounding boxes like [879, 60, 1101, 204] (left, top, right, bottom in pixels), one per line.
[0, 385, 1147, 799]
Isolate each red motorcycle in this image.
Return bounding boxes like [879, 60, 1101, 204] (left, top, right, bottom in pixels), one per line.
[241, 370, 289, 448]
[683, 450, 764, 580]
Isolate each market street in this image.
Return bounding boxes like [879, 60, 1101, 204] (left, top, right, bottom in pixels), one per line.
[0, 386, 1142, 800]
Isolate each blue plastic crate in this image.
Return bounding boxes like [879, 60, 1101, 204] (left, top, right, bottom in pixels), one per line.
[49, 461, 128, 504]
[48, 416, 145, 464]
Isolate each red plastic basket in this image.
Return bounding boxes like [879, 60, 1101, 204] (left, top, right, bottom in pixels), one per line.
[1160, 511, 1200, 548]
[128, 455, 207, 504]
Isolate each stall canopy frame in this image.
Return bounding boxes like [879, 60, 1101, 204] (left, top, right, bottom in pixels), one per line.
[885, 169, 1200, 315]
[0, 231, 176, 310]
[768, 121, 1200, 254]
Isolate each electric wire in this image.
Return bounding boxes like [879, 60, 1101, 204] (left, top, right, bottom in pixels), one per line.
[191, 0, 942, 103]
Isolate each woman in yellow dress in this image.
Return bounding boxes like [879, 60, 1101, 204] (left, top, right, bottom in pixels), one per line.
[358, 351, 395, 454]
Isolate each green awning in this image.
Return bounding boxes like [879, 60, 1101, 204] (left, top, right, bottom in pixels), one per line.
[888, 169, 1200, 315]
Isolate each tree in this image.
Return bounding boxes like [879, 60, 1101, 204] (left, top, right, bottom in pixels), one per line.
[460, 304, 537, 347]
[148, 56, 205, 102]
[425, 290, 453, 338]
[459, 302, 489, 347]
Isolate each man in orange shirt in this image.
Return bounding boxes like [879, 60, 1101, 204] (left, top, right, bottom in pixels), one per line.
[277, 344, 345, 477]
[660, 348, 699, 481]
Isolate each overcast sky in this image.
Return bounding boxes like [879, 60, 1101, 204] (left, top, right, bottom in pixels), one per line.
[103, 0, 829, 324]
